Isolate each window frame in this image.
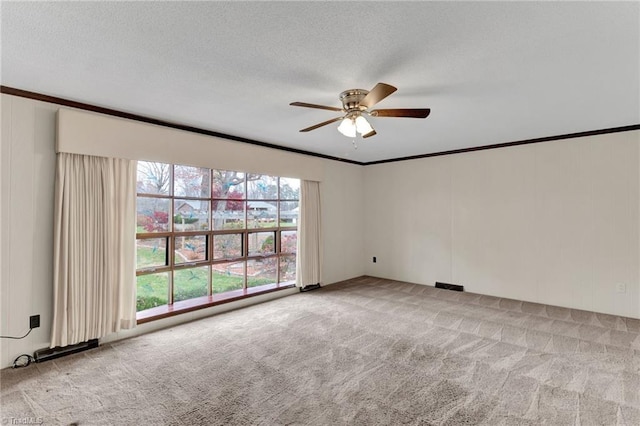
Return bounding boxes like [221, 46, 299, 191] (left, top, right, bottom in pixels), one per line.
[135, 163, 298, 322]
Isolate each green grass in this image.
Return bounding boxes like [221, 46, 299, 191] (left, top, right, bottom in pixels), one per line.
[136, 240, 291, 312]
[136, 272, 169, 311]
[174, 268, 208, 302]
[247, 275, 276, 288]
[136, 268, 275, 312]
[136, 244, 167, 268]
[212, 271, 244, 294]
[137, 243, 205, 268]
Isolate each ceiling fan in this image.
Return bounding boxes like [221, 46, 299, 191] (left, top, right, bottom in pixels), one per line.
[290, 82, 430, 139]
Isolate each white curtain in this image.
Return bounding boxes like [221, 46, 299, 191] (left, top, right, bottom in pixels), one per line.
[296, 180, 322, 288]
[51, 153, 137, 348]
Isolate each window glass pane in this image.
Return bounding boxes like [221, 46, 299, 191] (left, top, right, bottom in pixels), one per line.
[212, 200, 245, 230]
[280, 178, 300, 200]
[174, 165, 210, 198]
[174, 235, 207, 264]
[137, 197, 171, 232]
[280, 201, 298, 227]
[279, 255, 296, 284]
[213, 234, 243, 260]
[174, 266, 209, 302]
[212, 261, 245, 293]
[136, 238, 167, 269]
[248, 232, 275, 256]
[247, 175, 278, 200]
[137, 272, 169, 311]
[137, 161, 171, 195]
[281, 231, 297, 254]
[247, 258, 277, 288]
[212, 170, 246, 199]
[174, 199, 209, 231]
[247, 201, 277, 228]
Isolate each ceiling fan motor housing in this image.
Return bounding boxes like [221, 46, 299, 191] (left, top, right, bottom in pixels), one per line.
[339, 89, 369, 113]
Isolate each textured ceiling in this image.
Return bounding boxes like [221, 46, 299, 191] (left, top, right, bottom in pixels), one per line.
[2, 2, 639, 163]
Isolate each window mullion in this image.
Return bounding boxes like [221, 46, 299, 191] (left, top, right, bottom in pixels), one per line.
[243, 231, 248, 290]
[168, 165, 175, 304]
[168, 234, 174, 305]
[276, 230, 281, 286]
[208, 233, 213, 297]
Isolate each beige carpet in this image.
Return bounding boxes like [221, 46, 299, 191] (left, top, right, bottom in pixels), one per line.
[2, 276, 640, 425]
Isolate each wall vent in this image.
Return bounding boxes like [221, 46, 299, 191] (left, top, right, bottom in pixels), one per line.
[435, 282, 464, 292]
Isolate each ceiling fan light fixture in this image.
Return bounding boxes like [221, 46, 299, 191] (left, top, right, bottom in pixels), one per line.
[337, 117, 357, 137]
[355, 115, 373, 135]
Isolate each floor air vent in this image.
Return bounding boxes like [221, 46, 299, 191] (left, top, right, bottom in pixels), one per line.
[435, 282, 464, 292]
[34, 339, 99, 363]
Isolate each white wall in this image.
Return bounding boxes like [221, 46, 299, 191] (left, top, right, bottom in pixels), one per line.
[321, 160, 365, 285]
[364, 131, 640, 319]
[1, 96, 57, 368]
[0, 94, 365, 368]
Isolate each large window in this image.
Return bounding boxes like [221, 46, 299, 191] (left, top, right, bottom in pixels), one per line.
[136, 162, 299, 316]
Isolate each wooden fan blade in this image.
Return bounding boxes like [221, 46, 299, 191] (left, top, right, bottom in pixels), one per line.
[371, 108, 431, 118]
[360, 83, 397, 109]
[362, 129, 377, 139]
[290, 102, 343, 112]
[299, 116, 343, 132]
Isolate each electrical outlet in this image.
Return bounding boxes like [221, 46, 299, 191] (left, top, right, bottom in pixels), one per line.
[615, 283, 626, 294]
[30, 314, 40, 329]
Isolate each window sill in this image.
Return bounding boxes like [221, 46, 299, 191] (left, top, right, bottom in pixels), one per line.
[136, 282, 296, 324]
